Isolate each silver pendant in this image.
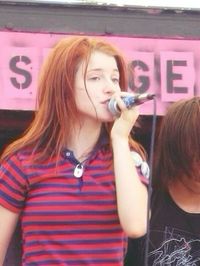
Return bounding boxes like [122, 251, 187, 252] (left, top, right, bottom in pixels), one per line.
[141, 161, 150, 179]
[73, 164, 84, 178]
[131, 151, 143, 167]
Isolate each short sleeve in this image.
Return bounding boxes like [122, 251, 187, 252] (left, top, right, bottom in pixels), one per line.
[0, 153, 28, 213]
[131, 151, 149, 185]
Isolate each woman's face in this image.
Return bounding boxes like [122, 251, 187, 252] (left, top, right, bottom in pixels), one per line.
[74, 51, 121, 122]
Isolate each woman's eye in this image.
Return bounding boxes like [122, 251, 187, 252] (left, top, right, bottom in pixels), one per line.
[112, 78, 119, 84]
[90, 76, 100, 81]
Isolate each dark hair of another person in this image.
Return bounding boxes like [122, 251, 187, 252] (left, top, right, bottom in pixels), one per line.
[153, 97, 200, 190]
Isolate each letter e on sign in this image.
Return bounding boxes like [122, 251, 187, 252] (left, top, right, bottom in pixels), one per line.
[160, 52, 195, 102]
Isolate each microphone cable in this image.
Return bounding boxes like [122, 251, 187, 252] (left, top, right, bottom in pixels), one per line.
[144, 96, 157, 266]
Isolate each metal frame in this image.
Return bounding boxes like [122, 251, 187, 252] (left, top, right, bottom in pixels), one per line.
[0, 1, 200, 38]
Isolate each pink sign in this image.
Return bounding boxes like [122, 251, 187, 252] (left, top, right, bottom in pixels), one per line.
[0, 31, 199, 115]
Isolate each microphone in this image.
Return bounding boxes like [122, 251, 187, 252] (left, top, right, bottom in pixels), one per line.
[108, 93, 155, 116]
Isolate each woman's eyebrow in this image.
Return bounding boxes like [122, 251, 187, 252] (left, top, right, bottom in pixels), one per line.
[87, 68, 119, 73]
[87, 68, 102, 73]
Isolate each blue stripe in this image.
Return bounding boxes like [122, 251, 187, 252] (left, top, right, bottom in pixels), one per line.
[0, 191, 23, 209]
[25, 199, 116, 206]
[30, 181, 114, 189]
[24, 210, 116, 216]
[26, 238, 123, 246]
[28, 191, 115, 198]
[25, 228, 121, 236]
[28, 169, 113, 179]
[0, 165, 25, 189]
[25, 258, 122, 265]
[0, 179, 24, 196]
[26, 247, 122, 256]
[87, 165, 112, 170]
[8, 159, 27, 181]
[23, 159, 65, 169]
[27, 168, 75, 179]
[22, 219, 119, 226]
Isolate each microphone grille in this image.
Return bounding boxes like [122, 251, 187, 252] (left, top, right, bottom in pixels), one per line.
[108, 98, 120, 116]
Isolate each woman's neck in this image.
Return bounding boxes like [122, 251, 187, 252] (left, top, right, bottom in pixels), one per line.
[67, 120, 102, 161]
[169, 179, 200, 213]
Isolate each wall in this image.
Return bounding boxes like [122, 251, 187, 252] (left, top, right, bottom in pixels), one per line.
[0, 2, 200, 115]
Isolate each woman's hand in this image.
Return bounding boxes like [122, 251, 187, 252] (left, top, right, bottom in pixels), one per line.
[110, 92, 140, 140]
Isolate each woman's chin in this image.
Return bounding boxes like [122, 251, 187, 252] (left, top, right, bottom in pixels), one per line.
[101, 114, 116, 123]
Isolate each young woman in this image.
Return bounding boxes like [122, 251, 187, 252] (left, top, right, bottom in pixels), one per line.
[126, 97, 200, 266]
[0, 36, 148, 266]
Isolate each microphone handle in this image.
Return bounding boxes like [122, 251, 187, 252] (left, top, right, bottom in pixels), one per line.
[108, 93, 155, 116]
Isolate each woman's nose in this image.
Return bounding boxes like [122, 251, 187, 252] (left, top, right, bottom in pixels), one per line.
[103, 80, 118, 94]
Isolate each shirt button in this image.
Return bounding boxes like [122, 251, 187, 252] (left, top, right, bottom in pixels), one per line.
[65, 152, 71, 157]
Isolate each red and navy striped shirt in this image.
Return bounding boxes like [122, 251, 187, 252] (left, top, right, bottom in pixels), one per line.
[0, 146, 148, 266]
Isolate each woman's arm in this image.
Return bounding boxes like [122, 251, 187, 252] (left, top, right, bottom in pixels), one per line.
[0, 206, 19, 266]
[112, 136, 148, 237]
[111, 101, 148, 238]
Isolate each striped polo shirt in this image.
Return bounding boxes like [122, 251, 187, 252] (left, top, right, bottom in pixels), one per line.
[0, 146, 148, 266]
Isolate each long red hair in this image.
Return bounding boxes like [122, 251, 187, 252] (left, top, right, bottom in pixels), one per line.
[1, 36, 145, 162]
